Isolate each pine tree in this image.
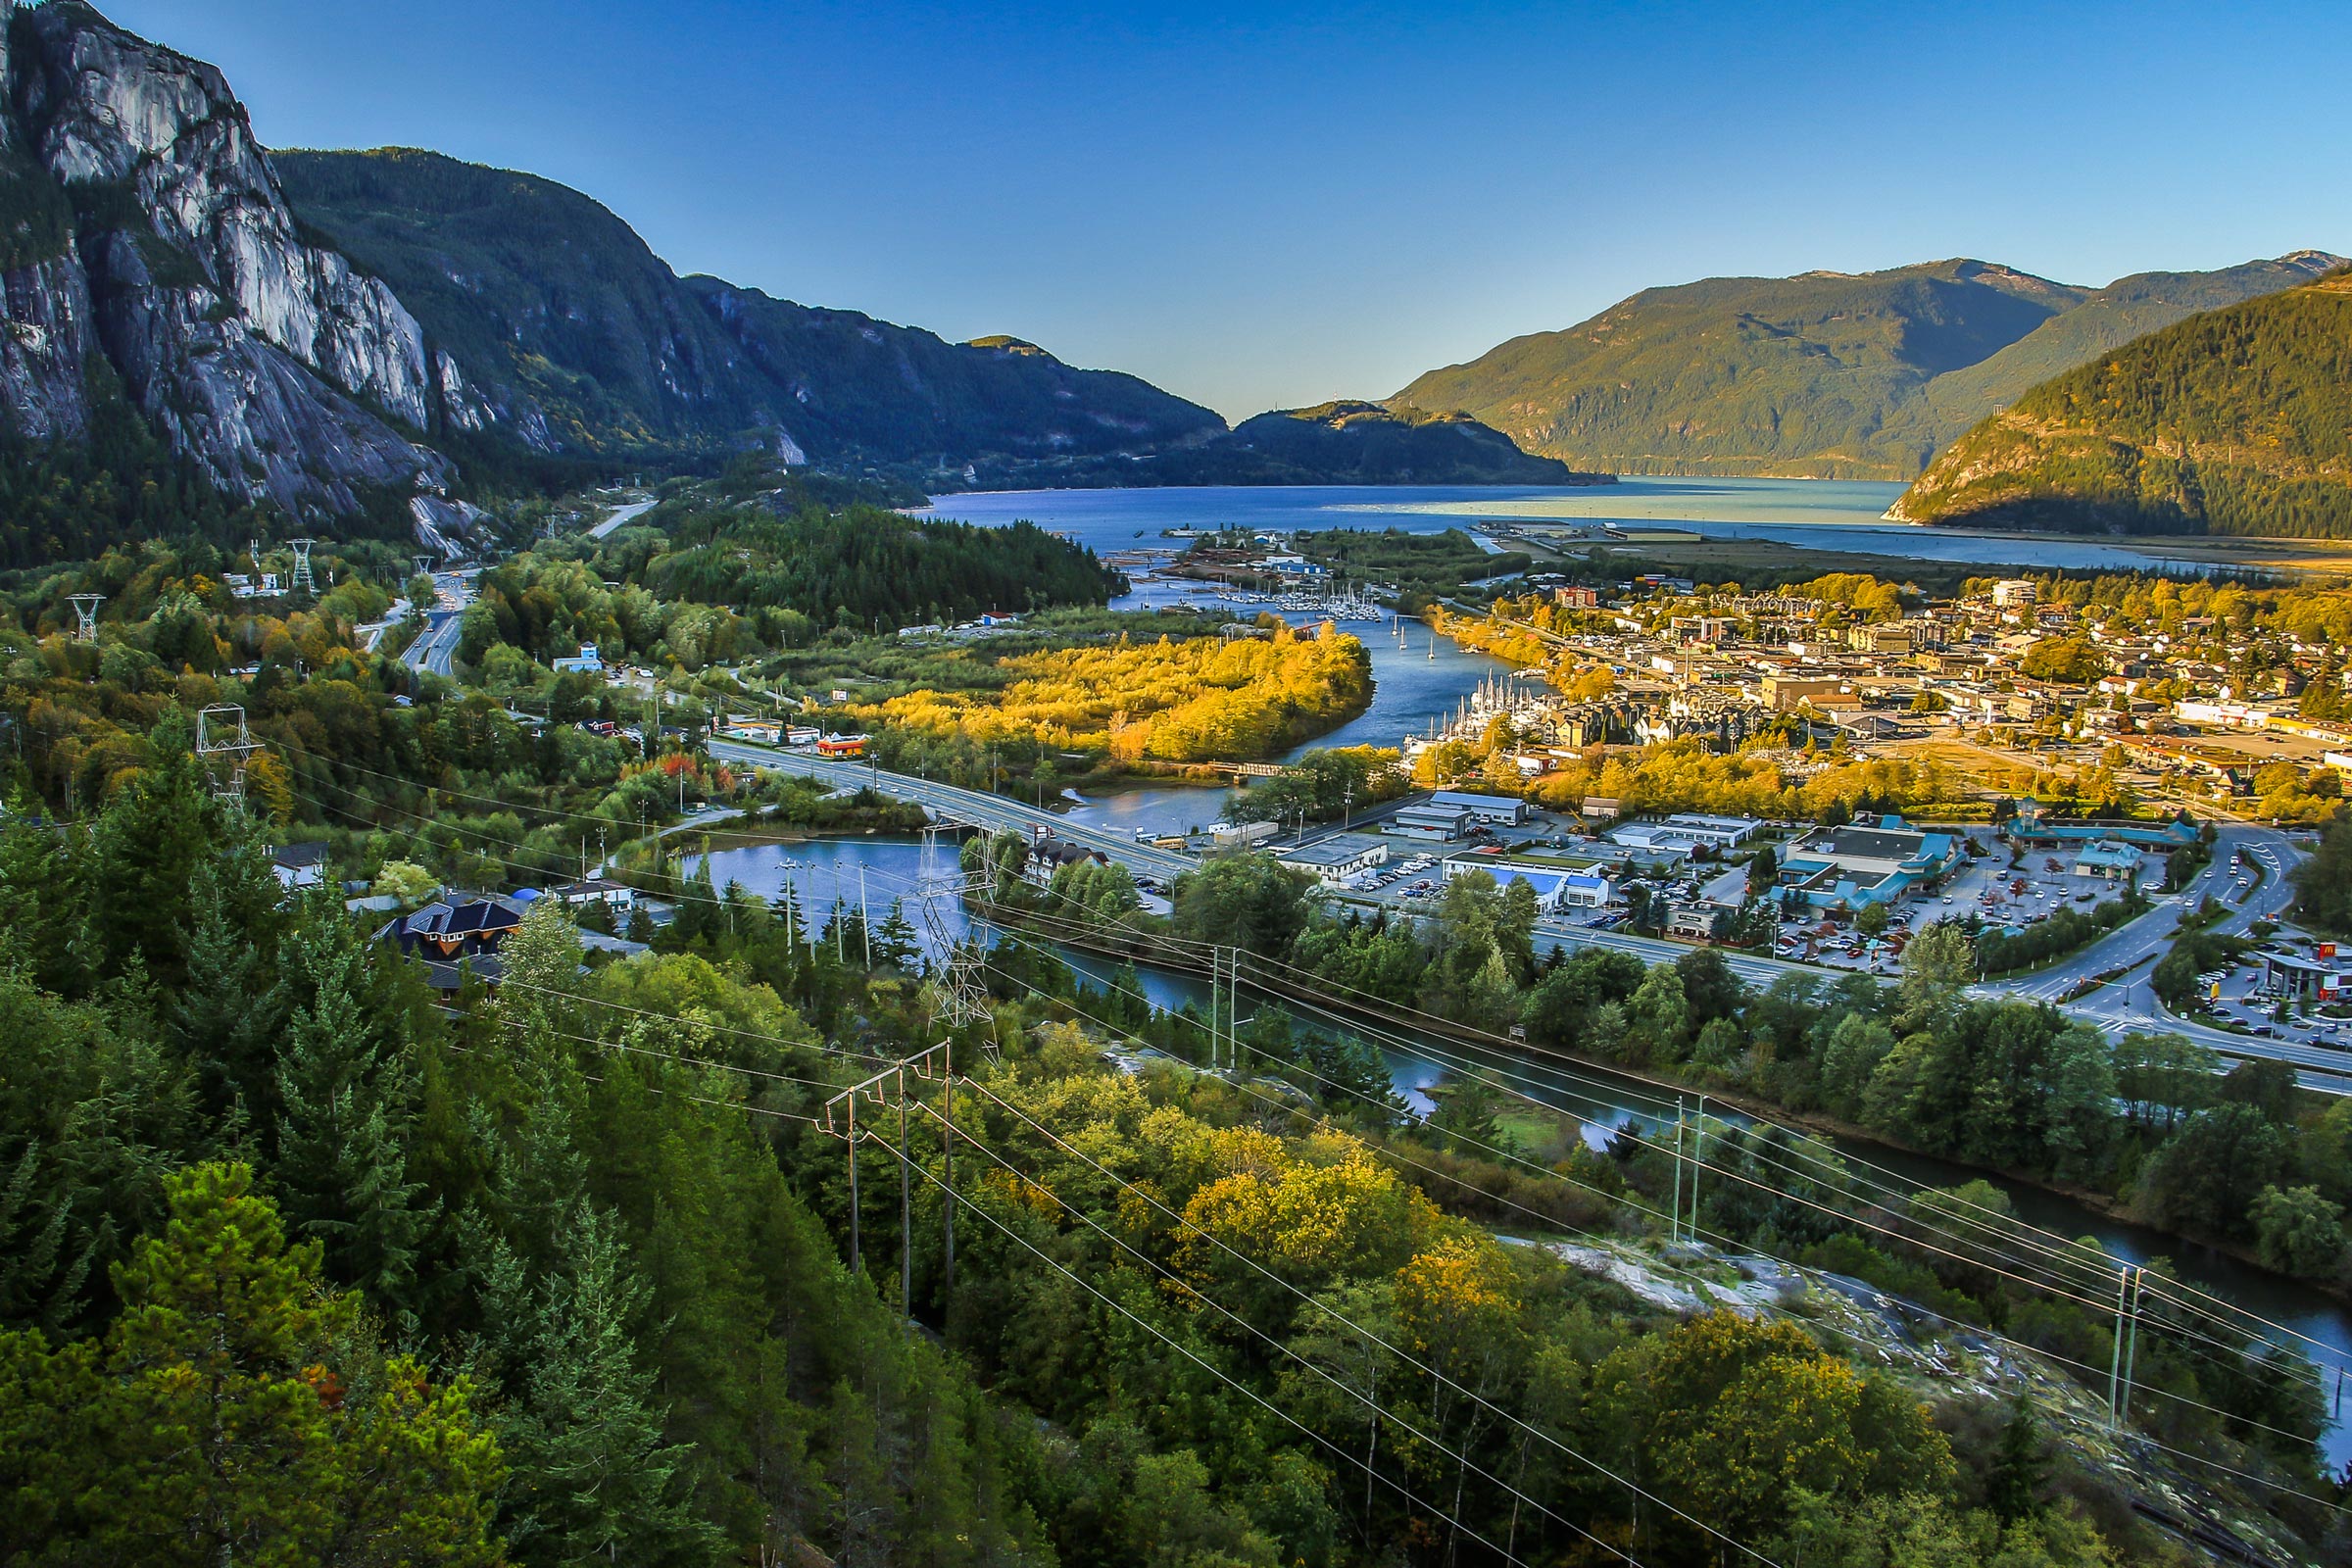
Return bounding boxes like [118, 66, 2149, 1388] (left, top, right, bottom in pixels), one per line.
[498, 1202, 724, 1566]
[172, 860, 282, 1117]
[1985, 1396, 2050, 1521]
[0, 1163, 503, 1566]
[270, 918, 431, 1311]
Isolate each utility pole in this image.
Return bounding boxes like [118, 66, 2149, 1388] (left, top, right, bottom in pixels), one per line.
[1669, 1098, 1686, 1245]
[67, 594, 102, 643]
[900, 1077, 912, 1319]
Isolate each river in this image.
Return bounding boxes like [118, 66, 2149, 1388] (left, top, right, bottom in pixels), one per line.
[911, 478, 2232, 575]
[681, 831, 2352, 1467]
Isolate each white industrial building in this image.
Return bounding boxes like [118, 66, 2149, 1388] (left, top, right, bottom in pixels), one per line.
[1277, 835, 1391, 885]
[1428, 789, 1530, 826]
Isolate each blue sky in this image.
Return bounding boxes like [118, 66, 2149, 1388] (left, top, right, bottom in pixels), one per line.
[117, 0, 2352, 420]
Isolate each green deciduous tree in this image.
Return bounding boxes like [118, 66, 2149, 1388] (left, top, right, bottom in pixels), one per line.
[2250, 1184, 2347, 1279]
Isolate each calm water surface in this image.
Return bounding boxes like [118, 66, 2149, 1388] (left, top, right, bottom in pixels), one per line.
[914, 478, 2227, 576]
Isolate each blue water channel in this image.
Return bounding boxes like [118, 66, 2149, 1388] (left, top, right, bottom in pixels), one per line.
[913, 478, 2232, 576]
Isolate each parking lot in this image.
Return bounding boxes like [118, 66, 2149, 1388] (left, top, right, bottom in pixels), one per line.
[1769, 835, 2150, 974]
[2189, 933, 2352, 1051]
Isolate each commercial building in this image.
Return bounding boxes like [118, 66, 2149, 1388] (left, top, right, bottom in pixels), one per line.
[2259, 947, 2350, 1002]
[1428, 789, 1530, 826]
[1277, 834, 1391, 885]
[1777, 817, 1959, 908]
[2070, 841, 2144, 883]
[1607, 812, 1761, 854]
[1761, 676, 1863, 714]
[1665, 904, 1725, 941]
[1390, 802, 1472, 841]
[1441, 854, 1579, 912]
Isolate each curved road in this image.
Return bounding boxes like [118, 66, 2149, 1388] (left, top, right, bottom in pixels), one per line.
[705, 741, 1195, 881]
[588, 496, 658, 539]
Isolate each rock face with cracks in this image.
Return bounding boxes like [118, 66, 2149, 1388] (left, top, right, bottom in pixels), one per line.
[0, 1, 485, 543]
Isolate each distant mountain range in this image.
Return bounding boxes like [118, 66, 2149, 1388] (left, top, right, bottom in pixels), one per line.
[1395, 253, 2346, 481]
[1, 0, 2341, 558]
[0, 4, 1574, 558]
[1890, 269, 2352, 536]
[271, 149, 1228, 474]
[956, 401, 1608, 489]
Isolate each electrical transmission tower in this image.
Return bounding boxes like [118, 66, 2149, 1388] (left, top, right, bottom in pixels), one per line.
[67, 594, 102, 643]
[195, 705, 263, 808]
[288, 538, 318, 595]
[918, 822, 998, 1046]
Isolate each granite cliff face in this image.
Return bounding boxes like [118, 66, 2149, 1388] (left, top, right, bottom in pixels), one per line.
[0, 2, 480, 541]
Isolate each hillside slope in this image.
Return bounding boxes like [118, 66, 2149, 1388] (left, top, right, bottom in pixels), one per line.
[1875, 251, 2346, 460]
[1396, 254, 2339, 479]
[274, 148, 1226, 469]
[1891, 270, 2352, 535]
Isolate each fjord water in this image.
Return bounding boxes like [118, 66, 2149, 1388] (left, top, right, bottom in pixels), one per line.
[913, 478, 2223, 574]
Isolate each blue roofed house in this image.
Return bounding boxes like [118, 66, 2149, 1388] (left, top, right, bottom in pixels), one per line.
[1777, 817, 1958, 909]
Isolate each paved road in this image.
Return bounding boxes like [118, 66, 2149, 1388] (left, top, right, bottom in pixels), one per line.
[400, 571, 477, 678]
[707, 742, 2351, 1089]
[1993, 824, 2299, 1006]
[704, 742, 1196, 881]
[588, 497, 657, 540]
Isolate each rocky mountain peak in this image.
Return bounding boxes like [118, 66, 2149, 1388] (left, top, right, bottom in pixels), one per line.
[0, 1, 485, 545]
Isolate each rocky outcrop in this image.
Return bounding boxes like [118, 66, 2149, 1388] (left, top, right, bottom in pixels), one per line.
[0, 1, 481, 532]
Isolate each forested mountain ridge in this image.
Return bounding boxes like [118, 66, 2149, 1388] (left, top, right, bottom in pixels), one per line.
[1395, 253, 2343, 480]
[948, 400, 1610, 489]
[274, 148, 1228, 472]
[1891, 270, 2352, 535]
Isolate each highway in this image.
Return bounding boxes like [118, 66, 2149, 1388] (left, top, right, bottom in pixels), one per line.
[1993, 824, 2298, 1007]
[705, 741, 2349, 1089]
[400, 570, 477, 678]
[703, 742, 1197, 881]
[588, 496, 657, 540]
